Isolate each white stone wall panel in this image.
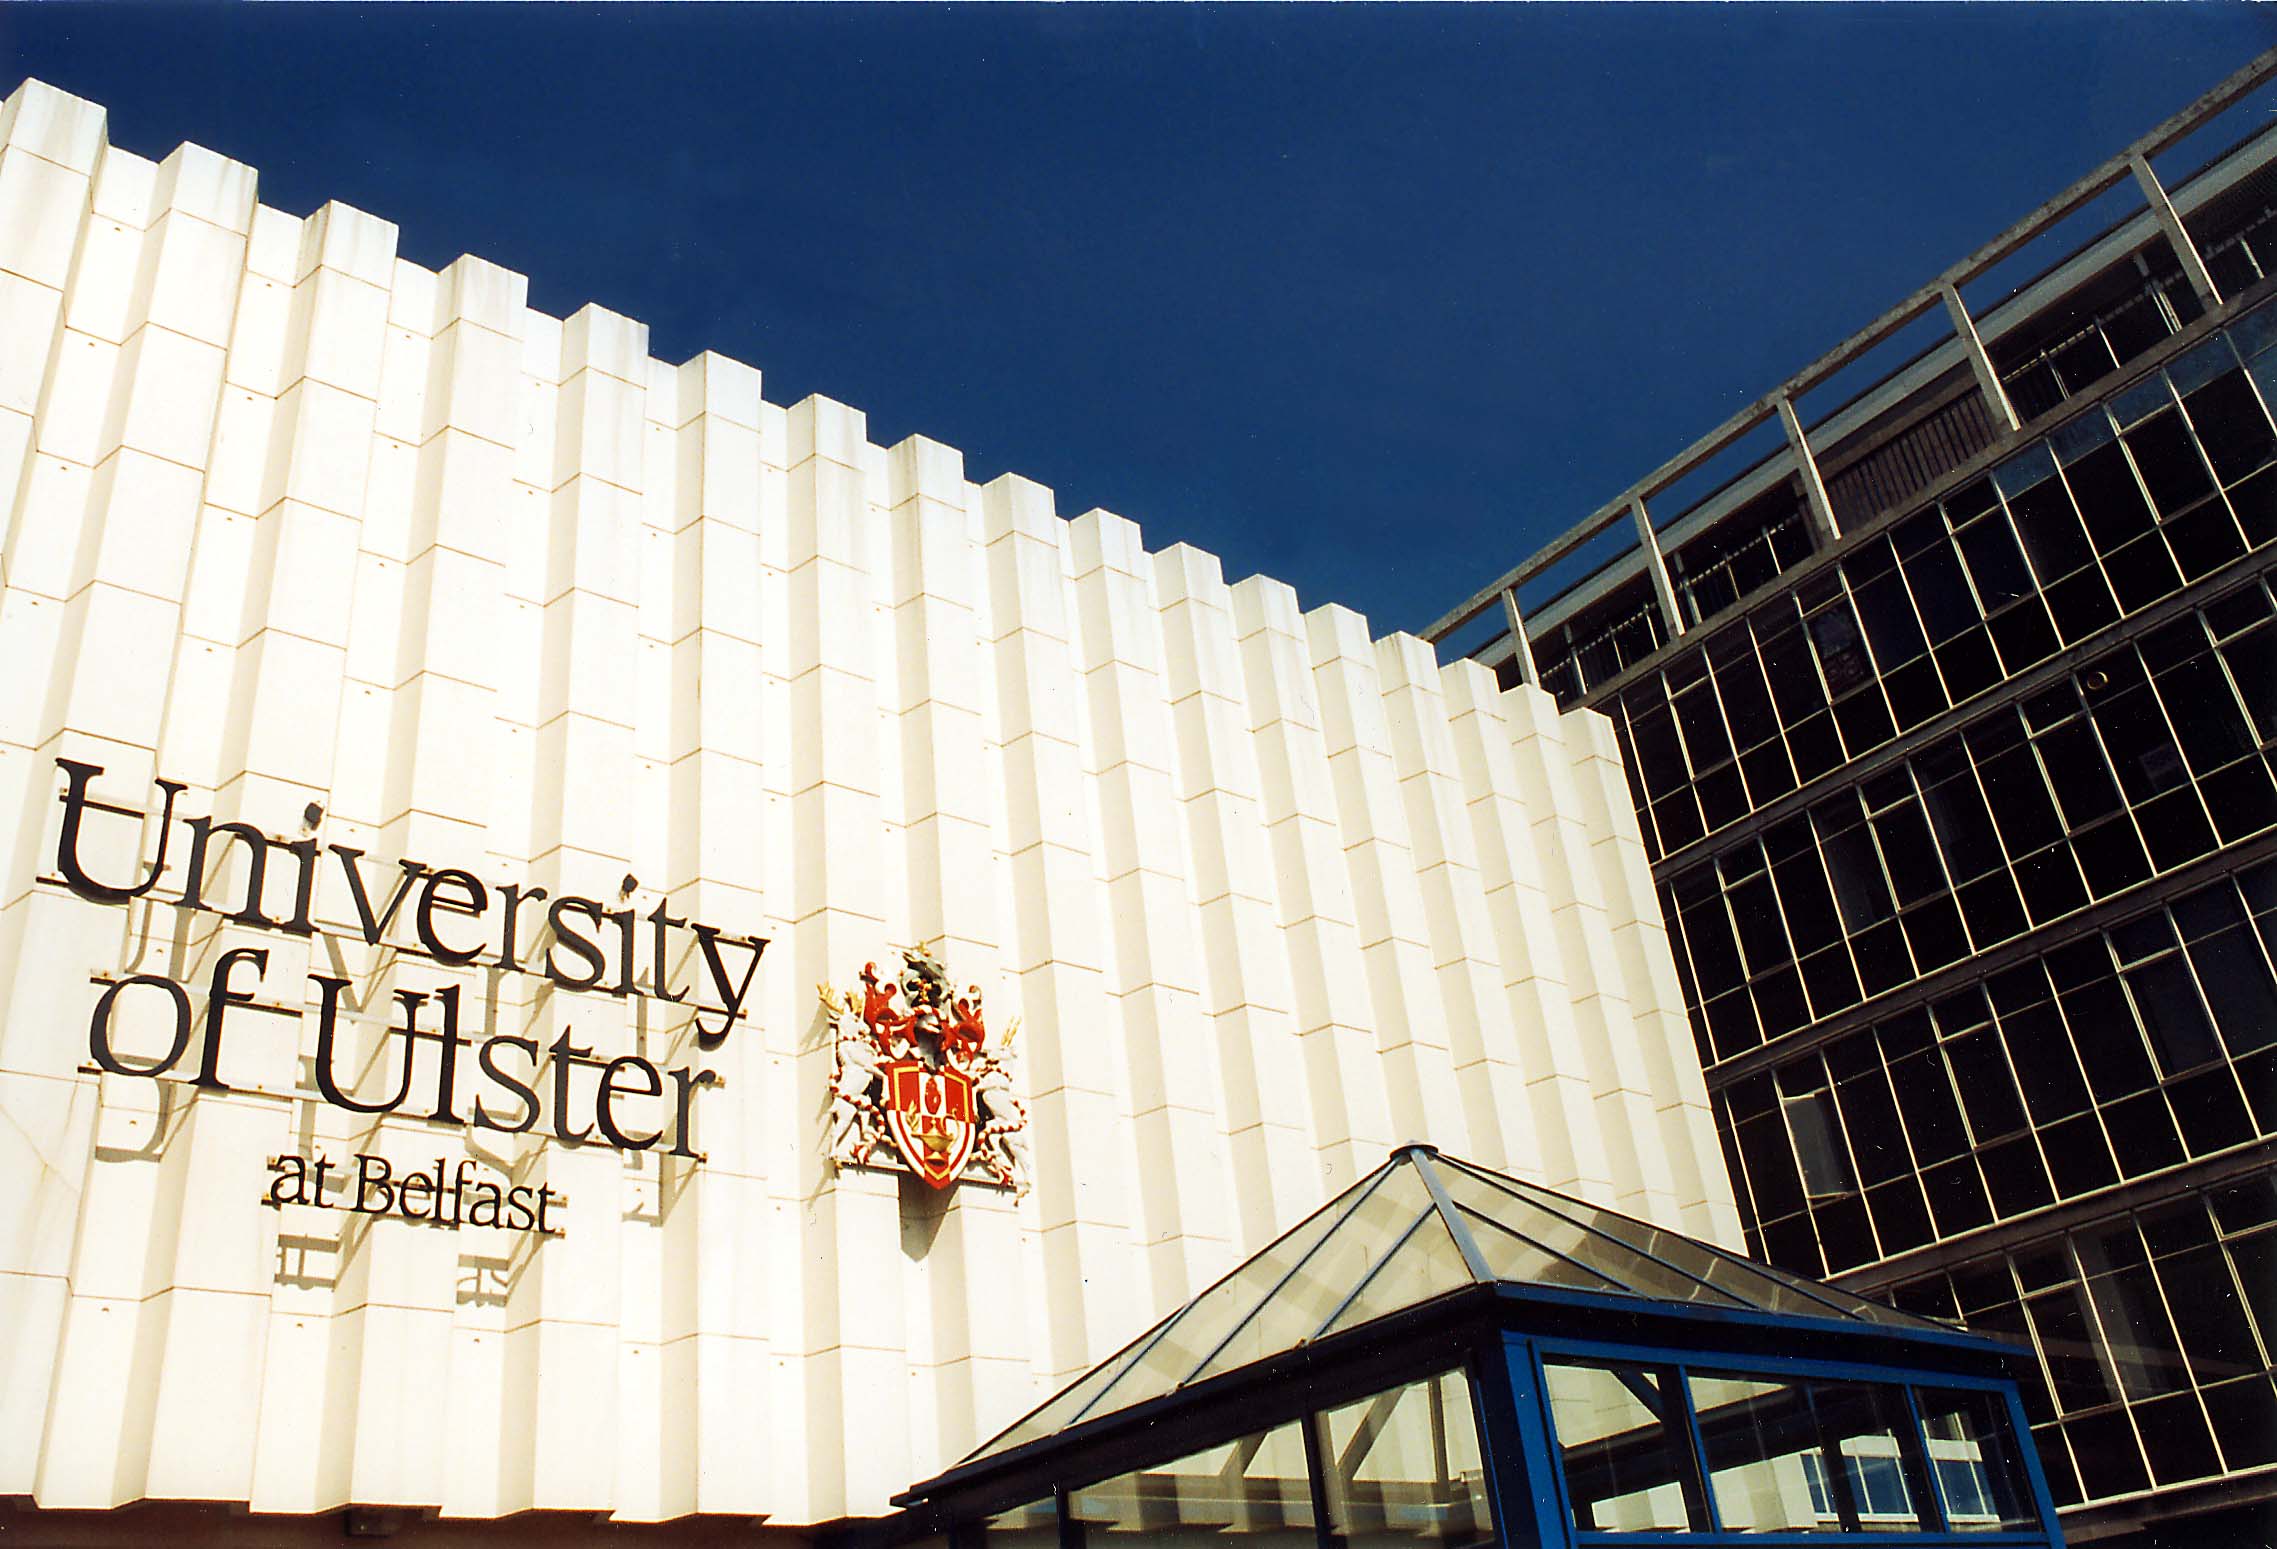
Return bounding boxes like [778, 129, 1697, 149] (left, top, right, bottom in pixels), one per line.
[0, 78, 1741, 1528]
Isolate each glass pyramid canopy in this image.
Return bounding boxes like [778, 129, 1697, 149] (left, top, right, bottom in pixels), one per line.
[964, 1144, 1941, 1466]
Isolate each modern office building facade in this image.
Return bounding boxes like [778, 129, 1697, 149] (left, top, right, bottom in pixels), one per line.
[1426, 52, 2277, 1548]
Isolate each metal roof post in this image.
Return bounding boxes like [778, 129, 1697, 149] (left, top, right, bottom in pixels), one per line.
[2130, 150, 2222, 309]
[1499, 589, 1540, 688]
[1776, 393, 1843, 549]
[1940, 283, 2022, 434]
[1629, 496, 1687, 639]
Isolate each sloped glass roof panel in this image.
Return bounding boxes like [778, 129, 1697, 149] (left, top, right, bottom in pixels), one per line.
[1317, 1207, 1475, 1338]
[1069, 1167, 1404, 1428]
[973, 1169, 1390, 1459]
[959, 1147, 1937, 1472]
[1450, 1204, 1638, 1297]
[980, 1318, 1173, 1456]
[1453, 1161, 1834, 1315]
[1432, 1167, 1751, 1309]
[1448, 1159, 1935, 1329]
[1167, 1164, 1439, 1391]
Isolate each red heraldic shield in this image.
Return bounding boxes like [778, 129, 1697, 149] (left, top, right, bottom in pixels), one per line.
[881, 1059, 976, 1188]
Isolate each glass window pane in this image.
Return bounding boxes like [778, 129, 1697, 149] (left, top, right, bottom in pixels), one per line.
[1317, 1212, 1476, 1338]
[1469, 1165, 1866, 1316]
[1915, 1387, 2040, 1532]
[1688, 1374, 1927, 1533]
[2189, 923, 2277, 1057]
[985, 1499, 1060, 1549]
[2122, 955, 2221, 1077]
[1542, 1361, 1698, 1532]
[1629, 701, 1691, 799]
[2035, 720, 2122, 827]
[2079, 1239, 2192, 1403]
[1188, 1168, 1440, 1388]
[1822, 823, 1897, 932]
[2126, 410, 2217, 515]
[1716, 647, 1781, 751]
[1434, 1163, 1752, 1309]
[1068, 1419, 1316, 1549]
[1783, 1091, 1856, 1197]
[1956, 513, 2034, 613]
[1452, 1205, 1628, 1296]
[1809, 602, 1876, 695]
[1318, 1370, 1495, 1549]
[2155, 656, 2256, 774]
[1903, 541, 1977, 645]
[1853, 567, 1930, 664]
[1674, 680, 1734, 772]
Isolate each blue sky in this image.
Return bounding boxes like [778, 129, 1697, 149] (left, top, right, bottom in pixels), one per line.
[5, 6, 2272, 637]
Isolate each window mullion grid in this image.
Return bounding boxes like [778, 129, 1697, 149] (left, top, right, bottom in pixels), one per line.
[1941, 1014, 2006, 1234]
[2176, 953, 2266, 1137]
[1928, 1005, 2005, 1187]
[2209, 621, 2277, 762]
[1956, 734, 2036, 911]
[2021, 706, 2090, 845]
[1989, 477, 2060, 606]
[1792, 1050, 1870, 1218]
[1976, 991, 2066, 1212]
[2216, 1211, 2277, 1375]
[1878, 766, 1965, 947]
[2015, 1258, 2091, 1434]
[2114, 942, 2211, 1103]
[1836, 568, 1900, 694]
[2080, 647, 2212, 868]
[1989, 986, 2111, 1205]
[1703, 648, 1748, 799]
[1864, 1027, 1945, 1243]
[2035, 704, 2154, 893]
[2101, 394, 2173, 532]
[1663, 671, 1713, 834]
[2131, 1212, 2237, 1476]
[2208, 873, 2277, 1038]
[2217, 334, 2277, 456]
[2044, 930, 2165, 1165]
[1809, 815, 1876, 1025]
[2033, 451, 2125, 630]
[1941, 507, 1997, 641]
[2039, 976, 2130, 1177]
[1736, 842, 1802, 1019]
[1711, 859, 1766, 1047]
[2142, 934, 2222, 1082]
[1824, 1073, 1888, 1266]
[1712, 1088, 1769, 1257]
[2060, 1229, 2159, 1479]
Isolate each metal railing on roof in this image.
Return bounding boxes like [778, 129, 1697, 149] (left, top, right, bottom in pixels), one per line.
[1423, 48, 2277, 693]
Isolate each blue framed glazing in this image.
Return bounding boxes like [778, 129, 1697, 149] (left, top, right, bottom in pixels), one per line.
[1507, 1329, 2064, 1547]
[887, 1150, 2070, 1549]
[890, 1303, 2062, 1549]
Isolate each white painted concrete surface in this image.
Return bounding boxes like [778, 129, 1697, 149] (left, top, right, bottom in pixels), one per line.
[0, 78, 1738, 1527]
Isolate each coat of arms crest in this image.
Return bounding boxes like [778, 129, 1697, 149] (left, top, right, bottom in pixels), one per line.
[820, 946, 1032, 1197]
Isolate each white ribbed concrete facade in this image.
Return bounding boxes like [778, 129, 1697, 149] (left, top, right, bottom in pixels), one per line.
[0, 79, 1737, 1531]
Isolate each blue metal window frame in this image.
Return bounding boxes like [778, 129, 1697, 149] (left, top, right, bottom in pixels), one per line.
[1506, 1331, 2063, 1548]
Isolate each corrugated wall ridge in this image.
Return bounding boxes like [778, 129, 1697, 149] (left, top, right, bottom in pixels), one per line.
[0, 77, 1740, 1525]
